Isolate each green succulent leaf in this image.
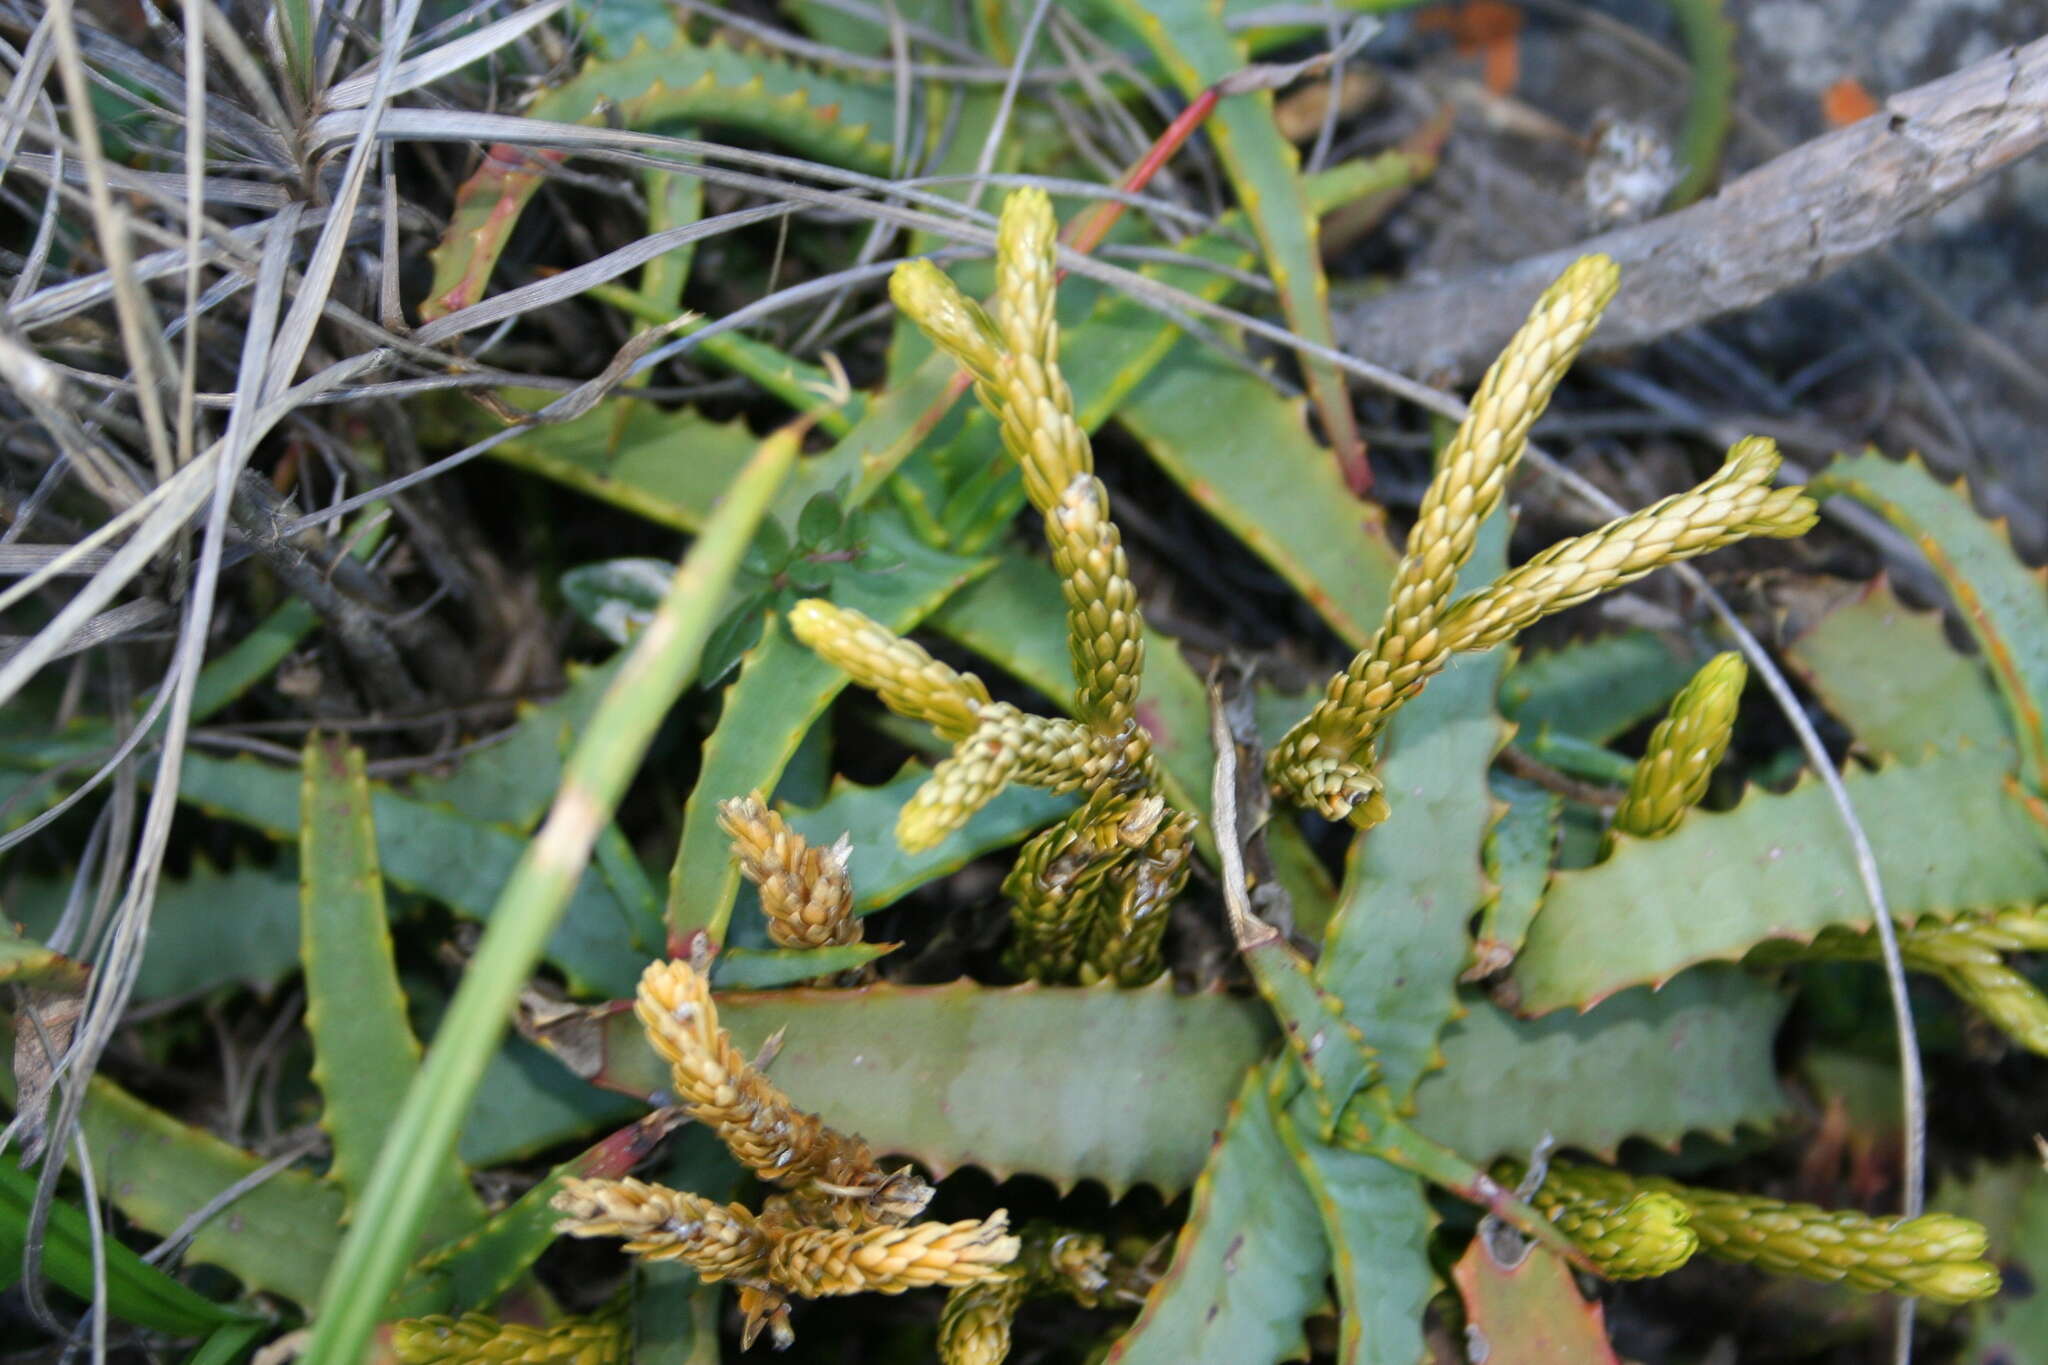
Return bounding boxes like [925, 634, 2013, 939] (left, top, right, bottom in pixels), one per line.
[1104, 1070, 1327, 1365]
[458, 1038, 643, 1169]
[405, 656, 629, 831]
[554, 965, 1790, 1197]
[1473, 774, 1561, 975]
[1501, 631, 1701, 745]
[562, 560, 677, 647]
[634, 1265, 723, 1365]
[485, 404, 764, 532]
[1814, 450, 2048, 794]
[1512, 749, 2048, 1012]
[664, 509, 990, 944]
[299, 737, 483, 1245]
[1414, 969, 1791, 1160]
[1785, 575, 2012, 762]
[1246, 937, 1379, 1137]
[565, 981, 1270, 1196]
[1314, 516, 1508, 1103]
[1100, 0, 1365, 482]
[0, 921, 87, 990]
[1120, 343, 1399, 650]
[1274, 1107, 1434, 1365]
[0, 1033, 346, 1309]
[178, 750, 652, 995]
[782, 766, 1076, 911]
[422, 32, 896, 320]
[710, 941, 900, 988]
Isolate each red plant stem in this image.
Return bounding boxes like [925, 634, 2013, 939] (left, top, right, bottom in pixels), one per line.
[1062, 85, 1222, 260]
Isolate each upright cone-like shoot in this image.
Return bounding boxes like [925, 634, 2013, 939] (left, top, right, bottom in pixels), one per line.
[1268, 262, 1816, 830]
[552, 1177, 772, 1279]
[1268, 255, 1621, 822]
[634, 958, 931, 1222]
[803, 188, 1185, 979]
[1787, 903, 2048, 1055]
[769, 1213, 1021, 1296]
[1610, 651, 1748, 841]
[1050, 474, 1146, 739]
[719, 792, 861, 949]
[1534, 1161, 1999, 1303]
[1528, 1182, 1699, 1279]
[1439, 439, 1817, 654]
[788, 599, 991, 741]
[392, 1311, 626, 1365]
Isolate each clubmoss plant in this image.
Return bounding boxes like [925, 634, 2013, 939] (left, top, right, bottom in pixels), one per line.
[1519, 1160, 2001, 1303]
[1607, 650, 1748, 846]
[793, 188, 1818, 987]
[392, 1309, 628, 1365]
[792, 189, 1192, 986]
[552, 956, 1017, 1348]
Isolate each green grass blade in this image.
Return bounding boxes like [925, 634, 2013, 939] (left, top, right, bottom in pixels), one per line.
[665, 511, 989, 944]
[1664, 0, 1736, 206]
[180, 1319, 269, 1365]
[274, 0, 316, 104]
[0, 1158, 260, 1336]
[299, 736, 484, 1246]
[405, 1114, 680, 1311]
[299, 428, 794, 1365]
[777, 350, 961, 516]
[0, 1043, 344, 1308]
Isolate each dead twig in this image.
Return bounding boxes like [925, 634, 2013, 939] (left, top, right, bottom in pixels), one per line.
[1337, 36, 2048, 381]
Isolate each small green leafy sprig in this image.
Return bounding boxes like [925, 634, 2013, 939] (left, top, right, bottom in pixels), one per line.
[562, 486, 904, 684]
